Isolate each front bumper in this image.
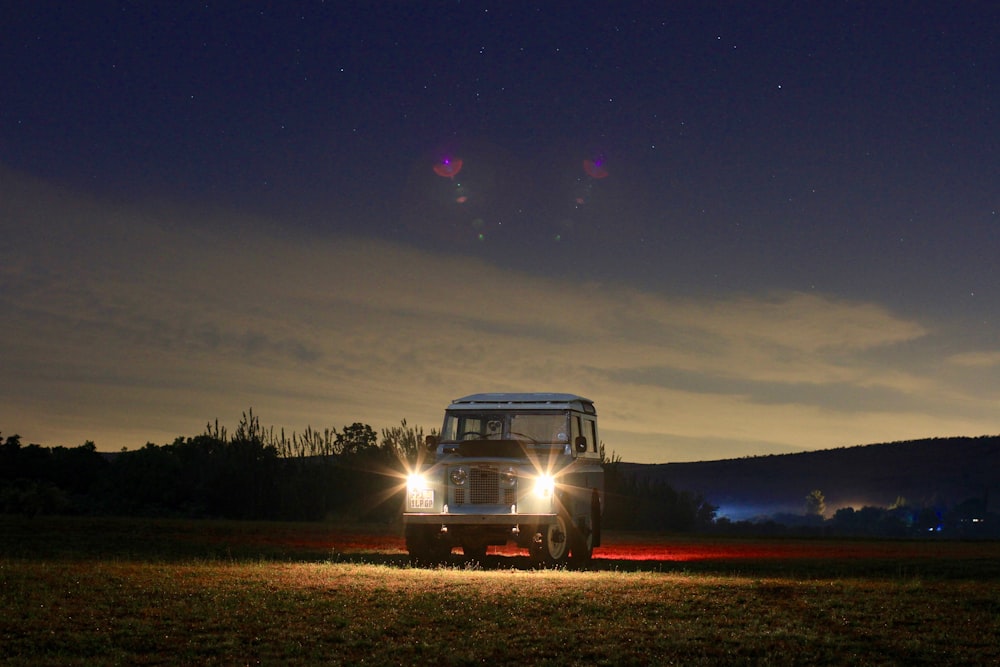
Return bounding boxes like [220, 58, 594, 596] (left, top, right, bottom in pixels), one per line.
[403, 513, 557, 525]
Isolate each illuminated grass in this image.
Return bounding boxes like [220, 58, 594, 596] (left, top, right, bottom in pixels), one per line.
[1, 517, 999, 665]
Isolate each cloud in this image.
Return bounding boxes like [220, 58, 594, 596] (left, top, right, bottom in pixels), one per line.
[949, 350, 1000, 368]
[1, 167, 996, 461]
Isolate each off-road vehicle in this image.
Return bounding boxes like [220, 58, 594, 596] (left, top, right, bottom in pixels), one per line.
[403, 393, 604, 564]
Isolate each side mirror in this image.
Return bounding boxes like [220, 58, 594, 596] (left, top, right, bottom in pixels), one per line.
[574, 436, 588, 453]
[425, 434, 439, 451]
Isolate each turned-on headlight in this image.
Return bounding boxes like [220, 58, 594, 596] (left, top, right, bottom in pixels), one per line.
[533, 474, 555, 498]
[407, 473, 429, 491]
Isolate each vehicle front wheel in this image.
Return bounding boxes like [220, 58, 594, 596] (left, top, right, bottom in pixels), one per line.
[569, 492, 601, 564]
[568, 517, 594, 565]
[530, 513, 570, 566]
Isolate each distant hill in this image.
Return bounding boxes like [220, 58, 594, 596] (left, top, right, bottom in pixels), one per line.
[620, 436, 1000, 521]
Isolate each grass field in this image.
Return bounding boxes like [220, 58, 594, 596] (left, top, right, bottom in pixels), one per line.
[2, 517, 999, 665]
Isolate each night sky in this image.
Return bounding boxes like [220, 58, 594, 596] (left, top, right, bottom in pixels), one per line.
[2, 2, 997, 463]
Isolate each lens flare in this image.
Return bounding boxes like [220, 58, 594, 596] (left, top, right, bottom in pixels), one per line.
[433, 157, 463, 179]
[533, 473, 555, 498]
[583, 158, 609, 179]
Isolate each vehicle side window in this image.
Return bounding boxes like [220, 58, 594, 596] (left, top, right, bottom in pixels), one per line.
[587, 419, 598, 454]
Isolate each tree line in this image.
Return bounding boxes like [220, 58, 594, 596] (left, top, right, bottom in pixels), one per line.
[7, 413, 991, 537]
[1, 411, 418, 522]
[709, 488, 999, 539]
[1, 412, 716, 532]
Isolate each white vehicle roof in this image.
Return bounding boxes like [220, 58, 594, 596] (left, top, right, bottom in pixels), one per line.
[449, 393, 595, 414]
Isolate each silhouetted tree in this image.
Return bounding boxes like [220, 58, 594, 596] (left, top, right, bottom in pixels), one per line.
[336, 423, 377, 456]
[0, 436, 107, 516]
[110, 442, 189, 516]
[805, 489, 826, 517]
[380, 419, 429, 465]
[601, 459, 717, 532]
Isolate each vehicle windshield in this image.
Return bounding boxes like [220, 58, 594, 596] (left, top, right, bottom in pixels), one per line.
[441, 412, 569, 445]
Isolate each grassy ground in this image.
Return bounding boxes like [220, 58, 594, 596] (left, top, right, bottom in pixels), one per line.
[2, 516, 999, 665]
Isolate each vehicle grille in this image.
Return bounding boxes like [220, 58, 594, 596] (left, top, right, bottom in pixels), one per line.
[471, 466, 498, 503]
[452, 466, 517, 505]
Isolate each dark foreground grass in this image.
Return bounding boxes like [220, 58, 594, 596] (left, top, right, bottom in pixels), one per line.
[2, 517, 999, 666]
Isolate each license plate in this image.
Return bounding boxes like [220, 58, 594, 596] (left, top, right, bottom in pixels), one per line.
[408, 489, 434, 509]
